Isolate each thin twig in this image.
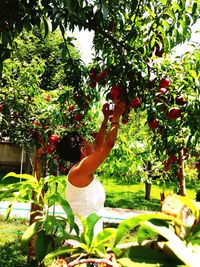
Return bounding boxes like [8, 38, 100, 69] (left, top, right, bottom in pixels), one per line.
[67, 258, 118, 267]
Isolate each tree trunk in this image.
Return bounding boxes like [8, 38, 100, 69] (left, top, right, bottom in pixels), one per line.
[144, 161, 152, 200]
[28, 147, 46, 262]
[145, 182, 151, 200]
[178, 149, 186, 196]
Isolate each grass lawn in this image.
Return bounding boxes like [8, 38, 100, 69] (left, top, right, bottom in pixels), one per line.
[102, 177, 197, 211]
[0, 216, 29, 245]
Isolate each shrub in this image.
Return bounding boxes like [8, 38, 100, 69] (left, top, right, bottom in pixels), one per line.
[0, 240, 32, 267]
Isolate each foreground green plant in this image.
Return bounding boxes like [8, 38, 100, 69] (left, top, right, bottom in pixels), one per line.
[45, 195, 200, 267]
[1, 172, 200, 266]
[0, 172, 78, 266]
[113, 194, 200, 267]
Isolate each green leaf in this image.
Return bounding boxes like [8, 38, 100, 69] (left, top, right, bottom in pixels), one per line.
[160, 0, 167, 5]
[5, 203, 13, 220]
[131, 0, 138, 12]
[43, 246, 77, 261]
[21, 221, 43, 244]
[3, 172, 36, 181]
[114, 213, 180, 246]
[192, 2, 197, 17]
[92, 228, 117, 248]
[57, 196, 75, 232]
[136, 224, 158, 244]
[35, 230, 53, 262]
[78, 213, 100, 246]
[43, 17, 49, 38]
[86, 213, 101, 245]
[118, 245, 180, 266]
[143, 221, 199, 266]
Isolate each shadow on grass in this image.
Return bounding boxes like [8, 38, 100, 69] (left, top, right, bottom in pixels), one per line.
[105, 190, 161, 211]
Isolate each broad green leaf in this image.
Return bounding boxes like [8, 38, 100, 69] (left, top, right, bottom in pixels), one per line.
[43, 246, 77, 261]
[136, 224, 158, 244]
[93, 245, 107, 258]
[48, 194, 75, 232]
[92, 228, 117, 248]
[86, 213, 101, 246]
[187, 220, 200, 241]
[166, 240, 199, 267]
[143, 221, 199, 266]
[35, 230, 53, 262]
[118, 245, 180, 266]
[114, 213, 181, 246]
[58, 196, 75, 232]
[3, 172, 35, 181]
[21, 221, 43, 243]
[117, 258, 154, 266]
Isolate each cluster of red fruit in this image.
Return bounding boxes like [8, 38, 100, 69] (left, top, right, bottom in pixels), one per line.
[38, 133, 60, 157]
[67, 103, 84, 123]
[109, 84, 141, 124]
[148, 78, 187, 129]
[89, 67, 110, 88]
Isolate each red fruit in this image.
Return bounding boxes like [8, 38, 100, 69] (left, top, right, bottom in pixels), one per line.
[130, 97, 141, 108]
[89, 68, 98, 80]
[148, 118, 159, 129]
[195, 161, 200, 171]
[122, 118, 129, 124]
[68, 105, 75, 112]
[110, 85, 122, 98]
[45, 94, 51, 101]
[164, 160, 169, 171]
[73, 113, 83, 121]
[38, 148, 45, 156]
[167, 107, 181, 120]
[159, 88, 168, 95]
[99, 68, 109, 78]
[46, 145, 55, 154]
[33, 120, 41, 127]
[60, 165, 67, 174]
[50, 134, 60, 143]
[159, 78, 171, 88]
[0, 103, 4, 112]
[95, 75, 101, 83]
[89, 81, 96, 88]
[175, 96, 187, 105]
[169, 154, 177, 164]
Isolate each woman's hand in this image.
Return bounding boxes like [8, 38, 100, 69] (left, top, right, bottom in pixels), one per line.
[102, 102, 113, 119]
[113, 100, 126, 119]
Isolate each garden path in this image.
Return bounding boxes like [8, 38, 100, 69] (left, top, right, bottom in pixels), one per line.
[0, 201, 157, 223]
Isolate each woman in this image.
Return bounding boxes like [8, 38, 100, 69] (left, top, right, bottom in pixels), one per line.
[57, 100, 126, 235]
